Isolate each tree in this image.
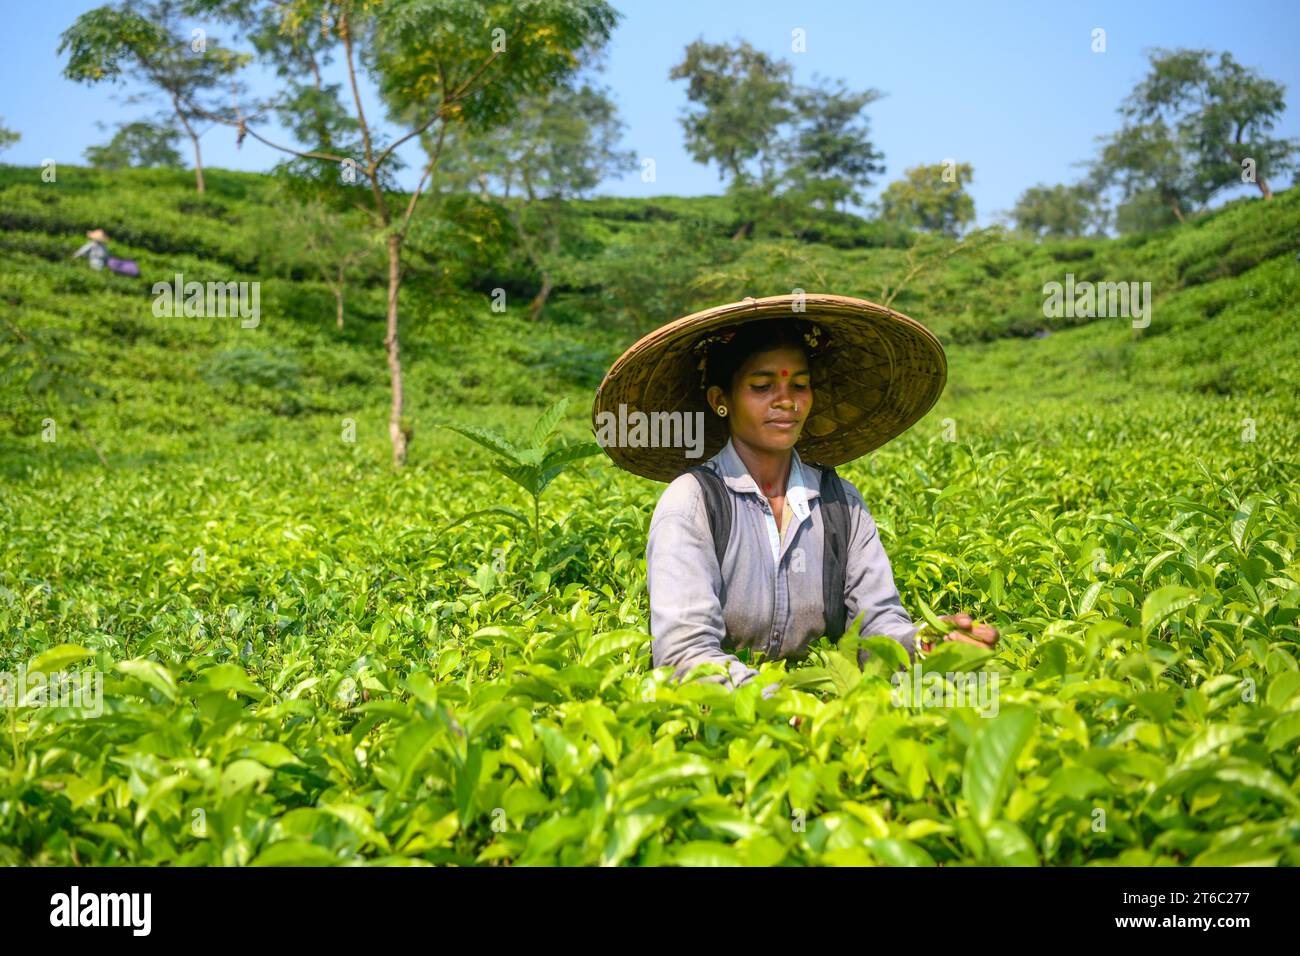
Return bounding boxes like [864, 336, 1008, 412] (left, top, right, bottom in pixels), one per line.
[878, 162, 976, 238]
[0, 118, 19, 154]
[670, 41, 885, 239]
[84, 120, 184, 168]
[670, 38, 794, 187]
[260, 191, 376, 329]
[59, 0, 250, 193]
[1120, 48, 1297, 202]
[670, 38, 794, 239]
[221, 0, 361, 174]
[304, 209, 373, 331]
[1010, 181, 1105, 239]
[1112, 186, 1184, 235]
[190, 0, 618, 467]
[434, 73, 636, 321]
[1092, 118, 1198, 227]
[1088, 48, 1298, 228]
[779, 75, 885, 213]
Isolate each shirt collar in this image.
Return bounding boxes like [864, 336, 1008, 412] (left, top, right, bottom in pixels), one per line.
[710, 436, 821, 507]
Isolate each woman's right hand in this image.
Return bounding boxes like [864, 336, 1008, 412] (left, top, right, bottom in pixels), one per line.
[919, 612, 1000, 653]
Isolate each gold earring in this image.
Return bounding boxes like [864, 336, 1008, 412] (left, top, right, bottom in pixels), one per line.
[717, 405, 727, 417]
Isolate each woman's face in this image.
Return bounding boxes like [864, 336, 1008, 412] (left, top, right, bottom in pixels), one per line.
[708, 345, 813, 454]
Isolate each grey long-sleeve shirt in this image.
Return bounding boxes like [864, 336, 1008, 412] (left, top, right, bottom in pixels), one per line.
[646, 437, 923, 689]
[72, 240, 108, 270]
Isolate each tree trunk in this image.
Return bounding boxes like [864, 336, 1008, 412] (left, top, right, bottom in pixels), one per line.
[71, 416, 108, 468]
[731, 219, 753, 241]
[1168, 199, 1185, 224]
[528, 273, 553, 323]
[384, 234, 407, 466]
[1256, 176, 1273, 200]
[191, 134, 205, 194]
[333, 262, 349, 328]
[174, 98, 205, 194]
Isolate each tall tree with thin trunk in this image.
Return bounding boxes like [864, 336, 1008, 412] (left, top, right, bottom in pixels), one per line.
[670, 44, 885, 237]
[190, 0, 617, 465]
[778, 75, 885, 214]
[59, 0, 248, 194]
[259, 191, 375, 330]
[669, 39, 795, 240]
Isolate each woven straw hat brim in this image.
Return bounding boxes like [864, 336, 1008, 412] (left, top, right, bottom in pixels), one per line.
[86, 229, 109, 241]
[591, 293, 947, 482]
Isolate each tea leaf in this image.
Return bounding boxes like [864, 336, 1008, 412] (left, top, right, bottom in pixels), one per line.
[962, 707, 1035, 829]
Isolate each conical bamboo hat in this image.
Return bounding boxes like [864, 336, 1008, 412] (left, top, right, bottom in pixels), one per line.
[592, 293, 947, 482]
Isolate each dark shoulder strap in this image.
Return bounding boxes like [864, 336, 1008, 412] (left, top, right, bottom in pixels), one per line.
[687, 465, 731, 573]
[817, 464, 849, 639]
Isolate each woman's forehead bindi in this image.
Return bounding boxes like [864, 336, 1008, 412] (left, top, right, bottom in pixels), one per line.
[748, 363, 810, 377]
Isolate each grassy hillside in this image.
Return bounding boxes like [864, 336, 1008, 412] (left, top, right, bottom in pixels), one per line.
[1, 165, 1298, 866]
[2, 164, 1296, 468]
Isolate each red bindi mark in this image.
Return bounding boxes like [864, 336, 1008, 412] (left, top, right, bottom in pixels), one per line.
[780, 369, 789, 377]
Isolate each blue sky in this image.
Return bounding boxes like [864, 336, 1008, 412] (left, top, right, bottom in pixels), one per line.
[3, 0, 1297, 225]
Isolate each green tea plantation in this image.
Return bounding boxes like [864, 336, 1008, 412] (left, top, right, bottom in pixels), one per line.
[1, 167, 1298, 866]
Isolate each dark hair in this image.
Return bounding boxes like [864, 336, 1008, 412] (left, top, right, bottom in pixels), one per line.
[702, 318, 823, 395]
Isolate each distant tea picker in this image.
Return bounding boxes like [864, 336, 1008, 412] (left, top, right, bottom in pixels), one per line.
[592, 293, 1000, 695]
[71, 228, 140, 277]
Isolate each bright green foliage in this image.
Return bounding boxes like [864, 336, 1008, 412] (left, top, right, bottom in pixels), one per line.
[2, 409, 1298, 866]
[85, 121, 184, 170]
[59, 1, 250, 193]
[0, 118, 20, 153]
[1092, 48, 1300, 220]
[878, 162, 977, 238]
[1010, 182, 1105, 240]
[1, 166, 1298, 866]
[436, 396, 603, 549]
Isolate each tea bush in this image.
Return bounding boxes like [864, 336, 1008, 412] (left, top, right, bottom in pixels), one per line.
[2, 166, 1297, 865]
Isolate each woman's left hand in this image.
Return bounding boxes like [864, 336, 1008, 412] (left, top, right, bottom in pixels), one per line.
[919, 612, 999, 653]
